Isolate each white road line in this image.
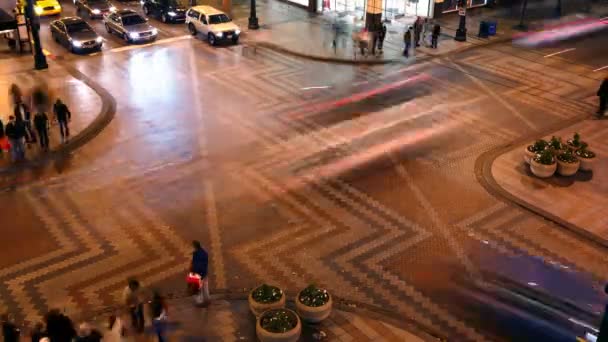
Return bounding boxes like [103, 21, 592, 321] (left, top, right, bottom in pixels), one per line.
[301, 86, 330, 90]
[543, 48, 576, 58]
[593, 65, 608, 72]
[109, 34, 191, 53]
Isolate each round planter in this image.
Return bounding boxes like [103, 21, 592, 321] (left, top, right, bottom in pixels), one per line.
[530, 159, 556, 178]
[256, 309, 301, 342]
[295, 291, 333, 323]
[577, 156, 596, 171]
[567, 141, 586, 151]
[248, 288, 286, 317]
[524, 146, 538, 164]
[556, 158, 580, 176]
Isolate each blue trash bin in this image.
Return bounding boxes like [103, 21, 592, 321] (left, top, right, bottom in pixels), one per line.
[487, 21, 497, 36]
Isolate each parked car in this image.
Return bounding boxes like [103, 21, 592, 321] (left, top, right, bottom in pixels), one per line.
[28, 0, 62, 16]
[104, 9, 158, 43]
[141, 0, 187, 23]
[50, 17, 103, 52]
[75, 0, 116, 19]
[185, 5, 240, 45]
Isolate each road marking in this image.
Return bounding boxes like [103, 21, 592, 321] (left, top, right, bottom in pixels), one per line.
[301, 86, 330, 90]
[593, 65, 608, 72]
[109, 34, 191, 53]
[543, 48, 575, 58]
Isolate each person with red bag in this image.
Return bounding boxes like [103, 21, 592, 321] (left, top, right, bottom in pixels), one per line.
[190, 240, 210, 307]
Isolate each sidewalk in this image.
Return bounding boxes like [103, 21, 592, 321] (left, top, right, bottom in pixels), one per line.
[487, 119, 608, 247]
[0, 58, 111, 173]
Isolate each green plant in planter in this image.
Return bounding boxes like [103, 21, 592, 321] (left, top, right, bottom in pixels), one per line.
[527, 139, 548, 153]
[557, 149, 578, 163]
[575, 144, 596, 159]
[548, 136, 565, 151]
[251, 284, 283, 304]
[298, 284, 330, 307]
[533, 149, 555, 165]
[260, 309, 298, 333]
[567, 132, 586, 149]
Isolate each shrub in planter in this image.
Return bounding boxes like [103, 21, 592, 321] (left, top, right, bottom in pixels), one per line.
[295, 284, 332, 323]
[524, 139, 548, 164]
[556, 149, 580, 176]
[575, 144, 597, 171]
[548, 136, 566, 152]
[248, 284, 286, 317]
[566, 132, 586, 151]
[256, 308, 301, 342]
[530, 149, 556, 178]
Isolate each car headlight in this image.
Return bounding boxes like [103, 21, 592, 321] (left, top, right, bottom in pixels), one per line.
[109, 6, 116, 11]
[95, 36, 103, 43]
[72, 40, 82, 47]
[151, 28, 158, 35]
[215, 32, 223, 37]
[235, 29, 241, 35]
[167, 11, 176, 16]
[91, 9, 101, 14]
[54, 5, 61, 9]
[129, 32, 139, 39]
[34, 6, 43, 14]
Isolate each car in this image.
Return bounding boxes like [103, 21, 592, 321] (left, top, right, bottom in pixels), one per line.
[185, 6, 240, 45]
[50, 17, 103, 52]
[104, 9, 158, 43]
[75, 0, 116, 19]
[141, 0, 187, 23]
[30, 0, 62, 16]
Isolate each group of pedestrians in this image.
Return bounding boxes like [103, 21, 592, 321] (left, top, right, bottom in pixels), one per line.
[2, 309, 103, 342]
[403, 18, 441, 58]
[0, 84, 72, 162]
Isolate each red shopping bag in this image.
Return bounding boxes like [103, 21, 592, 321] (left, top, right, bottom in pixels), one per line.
[0, 137, 10, 152]
[186, 273, 201, 294]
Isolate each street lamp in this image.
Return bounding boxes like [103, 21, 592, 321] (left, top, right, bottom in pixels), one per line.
[23, 0, 47, 70]
[454, 0, 467, 42]
[248, 0, 259, 30]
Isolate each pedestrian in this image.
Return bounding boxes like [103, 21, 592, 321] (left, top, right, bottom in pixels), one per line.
[403, 27, 412, 58]
[122, 278, 145, 333]
[149, 291, 168, 342]
[0, 118, 4, 157]
[597, 77, 608, 116]
[378, 24, 387, 52]
[191, 240, 210, 306]
[33, 111, 49, 151]
[74, 323, 102, 342]
[53, 99, 71, 143]
[414, 17, 423, 47]
[1, 313, 20, 342]
[4, 116, 26, 162]
[104, 313, 125, 342]
[44, 309, 76, 342]
[30, 322, 45, 342]
[432, 23, 441, 49]
[11, 85, 35, 145]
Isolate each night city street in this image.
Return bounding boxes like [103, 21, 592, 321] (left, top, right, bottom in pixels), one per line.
[0, 0, 607, 340]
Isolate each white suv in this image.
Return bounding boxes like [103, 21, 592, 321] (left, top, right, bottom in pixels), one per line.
[186, 5, 240, 45]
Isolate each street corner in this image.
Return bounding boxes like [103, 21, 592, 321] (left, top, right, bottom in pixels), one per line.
[0, 60, 116, 176]
[476, 118, 608, 248]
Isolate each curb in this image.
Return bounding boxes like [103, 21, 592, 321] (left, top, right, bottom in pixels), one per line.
[474, 113, 608, 250]
[0, 61, 116, 177]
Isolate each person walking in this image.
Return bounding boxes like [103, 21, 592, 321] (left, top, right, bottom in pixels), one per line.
[1, 313, 20, 342]
[403, 28, 412, 58]
[378, 24, 387, 52]
[432, 23, 441, 49]
[597, 77, 608, 116]
[123, 278, 145, 333]
[33, 111, 49, 151]
[44, 310, 76, 342]
[149, 291, 168, 342]
[4, 116, 26, 161]
[191, 240, 210, 306]
[11, 87, 35, 146]
[53, 99, 71, 143]
[414, 17, 423, 47]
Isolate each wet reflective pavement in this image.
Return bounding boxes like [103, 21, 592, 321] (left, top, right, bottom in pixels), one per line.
[1, 6, 608, 341]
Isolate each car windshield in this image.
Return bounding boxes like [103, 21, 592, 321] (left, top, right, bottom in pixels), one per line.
[121, 15, 146, 26]
[208, 14, 231, 24]
[167, 0, 187, 7]
[66, 21, 92, 33]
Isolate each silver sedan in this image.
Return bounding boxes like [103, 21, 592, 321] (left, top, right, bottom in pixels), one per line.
[104, 9, 158, 43]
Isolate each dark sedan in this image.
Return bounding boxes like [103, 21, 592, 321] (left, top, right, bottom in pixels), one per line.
[50, 17, 103, 53]
[141, 0, 187, 23]
[75, 0, 116, 19]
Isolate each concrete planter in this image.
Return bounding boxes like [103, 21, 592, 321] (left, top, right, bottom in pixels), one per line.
[524, 146, 538, 164]
[256, 309, 301, 342]
[248, 287, 286, 317]
[576, 155, 596, 171]
[295, 291, 333, 323]
[530, 158, 556, 178]
[556, 158, 580, 176]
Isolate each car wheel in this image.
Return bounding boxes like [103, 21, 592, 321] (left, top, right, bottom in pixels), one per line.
[105, 23, 111, 33]
[161, 13, 167, 23]
[208, 33, 216, 46]
[123, 32, 130, 43]
[188, 23, 197, 36]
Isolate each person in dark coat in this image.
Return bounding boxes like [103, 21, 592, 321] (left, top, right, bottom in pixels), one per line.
[598, 77, 608, 116]
[149, 291, 168, 342]
[403, 28, 412, 58]
[30, 322, 46, 342]
[4, 116, 26, 161]
[44, 310, 76, 342]
[33, 112, 49, 151]
[1, 313, 20, 342]
[53, 99, 71, 143]
[74, 323, 102, 342]
[11, 90, 35, 144]
[414, 17, 423, 47]
[378, 24, 387, 52]
[191, 240, 210, 306]
[432, 23, 441, 49]
[0, 118, 4, 139]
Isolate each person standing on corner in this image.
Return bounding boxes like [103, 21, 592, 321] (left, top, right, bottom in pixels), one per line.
[123, 278, 145, 333]
[432, 23, 441, 49]
[403, 27, 412, 58]
[378, 24, 387, 53]
[597, 77, 608, 116]
[53, 99, 71, 143]
[34, 111, 50, 151]
[191, 240, 210, 307]
[5, 116, 26, 162]
[414, 17, 422, 47]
